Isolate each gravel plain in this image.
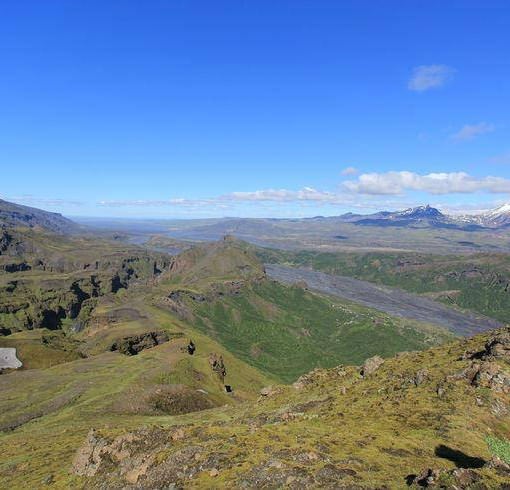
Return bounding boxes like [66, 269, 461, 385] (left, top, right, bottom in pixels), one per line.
[265, 264, 503, 336]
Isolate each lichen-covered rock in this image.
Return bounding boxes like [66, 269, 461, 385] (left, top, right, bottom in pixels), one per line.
[72, 429, 112, 477]
[260, 385, 282, 398]
[414, 369, 429, 386]
[361, 356, 384, 377]
[484, 332, 510, 360]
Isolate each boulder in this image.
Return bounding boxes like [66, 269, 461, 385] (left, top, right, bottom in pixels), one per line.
[260, 386, 281, 397]
[484, 331, 510, 360]
[361, 355, 384, 377]
[414, 369, 429, 386]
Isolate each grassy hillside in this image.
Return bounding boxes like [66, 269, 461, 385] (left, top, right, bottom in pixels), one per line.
[163, 235, 265, 285]
[0, 300, 273, 489]
[258, 248, 510, 323]
[3, 326, 506, 489]
[1, 234, 457, 384]
[185, 279, 452, 382]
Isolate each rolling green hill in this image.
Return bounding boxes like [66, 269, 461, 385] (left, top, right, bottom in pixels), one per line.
[184, 280, 452, 382]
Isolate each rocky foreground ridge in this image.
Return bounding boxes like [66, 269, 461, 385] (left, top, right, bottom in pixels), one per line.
[71, 328, 510, 489]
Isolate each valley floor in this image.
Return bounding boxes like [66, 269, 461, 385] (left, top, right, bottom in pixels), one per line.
[266, 264, 503, 336]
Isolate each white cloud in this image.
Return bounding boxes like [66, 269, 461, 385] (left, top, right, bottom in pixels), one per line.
[99, 188, 351, 207]
[408, 65, 454, 92]
[98, 198, 212, 208]
[97, 172, 510, 211]
[343, 171, 510, 195]
[451, 122, 495, 142]
[228, 187, 341, 203]
[341, 166, 359, 176]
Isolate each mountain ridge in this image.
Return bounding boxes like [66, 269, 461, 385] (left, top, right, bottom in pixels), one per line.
[0, 199, 81, 234]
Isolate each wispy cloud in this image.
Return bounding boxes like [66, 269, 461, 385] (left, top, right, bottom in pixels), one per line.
[451, 122, 495, 142]
[97, 171, 510, 212]
[408, 65, 455, 92]
[228, 187, 342, 203]
[343, 171, 510, 195]
[98, 198, 219, 208]
[341, 166, 359, 176]
[98, 188, 351, 207]
[1, 194, 84, 207]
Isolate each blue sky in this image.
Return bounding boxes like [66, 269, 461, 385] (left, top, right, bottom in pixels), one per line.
[1, 0, 510, 218]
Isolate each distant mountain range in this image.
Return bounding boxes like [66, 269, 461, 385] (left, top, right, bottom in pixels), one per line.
[2, 198, 510, 239]
[334, 204, 510, 230]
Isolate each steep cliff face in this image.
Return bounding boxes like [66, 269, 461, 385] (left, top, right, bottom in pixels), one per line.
[0, 225, 172, 335]
[0, 253, 171, 334]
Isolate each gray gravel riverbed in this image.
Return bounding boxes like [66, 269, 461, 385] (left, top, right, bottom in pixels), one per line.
[265, 264, 503, 336]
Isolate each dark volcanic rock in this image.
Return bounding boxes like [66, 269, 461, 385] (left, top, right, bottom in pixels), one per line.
[110, 331, 170, 355]
[484, 332, 510, 360]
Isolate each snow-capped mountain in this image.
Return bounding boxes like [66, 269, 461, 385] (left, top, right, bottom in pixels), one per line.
[479, 203, 510, 227]
[342, 205, 453, 228]
[324, 204, 510, 230]
[451, 203, 510, 228]
[395, 205, 444, 219]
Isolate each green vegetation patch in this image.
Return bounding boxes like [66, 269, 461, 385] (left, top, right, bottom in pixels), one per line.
[486, 436, 510, 464]
[189, 280, 451, 382]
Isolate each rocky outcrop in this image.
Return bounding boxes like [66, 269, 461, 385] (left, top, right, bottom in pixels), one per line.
[110, 331, 170, 355]
[484, 332, 510, 359]
[407, 467, 482, 488]
[463, 331, 510, 361]
[0, 227, 27, 256]
[455, 331, 510, 394]
[458, 361, 510, 394]
[0, 252, 171, 333]
[72, 428, 163, 480]
[361, 355, 384, 377]
[208, 353, 227, 381]
[72, 427, 225, 485]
